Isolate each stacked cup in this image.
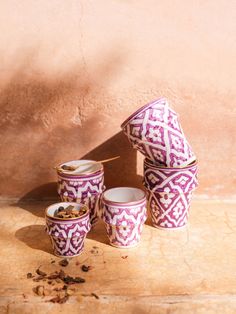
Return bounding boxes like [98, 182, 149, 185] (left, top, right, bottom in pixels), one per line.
[56, 160, 105, 225]
[121, 98, 198, 229]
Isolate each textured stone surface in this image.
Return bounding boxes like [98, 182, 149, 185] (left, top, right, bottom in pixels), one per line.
[0, 200, 236, 313]
[0, 0, 235, 199]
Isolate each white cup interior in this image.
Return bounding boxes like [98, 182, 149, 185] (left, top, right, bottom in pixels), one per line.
[46, 202, 86, 217]
[103, 187, 145, 203]
[59, 160, 102, 174]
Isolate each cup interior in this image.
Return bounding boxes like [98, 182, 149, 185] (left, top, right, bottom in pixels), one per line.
[144, 158, 197, 170]
[57, 160, 103, 175]
[103, 187, 145, 204]
[46, 202, 88, 219]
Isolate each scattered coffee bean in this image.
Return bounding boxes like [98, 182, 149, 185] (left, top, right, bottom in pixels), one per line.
[81, 265, 91, 272]
[82, 293, 99, 299]
[27, 264, 87, 304]
[59, 259, 69, 267]
[36, 268, 47, 277]
[91, 293, 99, 299]
[33, 285, 44, 296]
[27, 273, 33, 279]
[63, 275, 85, 285]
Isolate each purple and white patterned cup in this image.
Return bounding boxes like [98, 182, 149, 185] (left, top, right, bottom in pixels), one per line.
[143, 159, 198, 229]
[121, 98, 196, 167]
[45, 202, 91, 257]
[56, 160, 104, 225]
[102, 187, 147, 248]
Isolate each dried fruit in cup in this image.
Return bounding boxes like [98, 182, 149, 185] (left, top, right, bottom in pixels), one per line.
[54, 205, 87, 219]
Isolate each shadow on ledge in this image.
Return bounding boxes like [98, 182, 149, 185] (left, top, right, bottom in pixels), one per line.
[15, 224, 53, 255]
[86, 221, 110, 246]
[12, 182, 59, 218]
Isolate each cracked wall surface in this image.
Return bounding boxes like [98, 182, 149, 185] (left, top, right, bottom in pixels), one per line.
[0, 0, 235, 199]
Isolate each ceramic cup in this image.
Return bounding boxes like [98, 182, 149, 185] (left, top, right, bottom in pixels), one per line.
[143, 158, 198, 229]
[45, 202, 91, 257]
[102, 187, 147, 248]
[56, 160, 104, 225]
[121, 97, 196, 167]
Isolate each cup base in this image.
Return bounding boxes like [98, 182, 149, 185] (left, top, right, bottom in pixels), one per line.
[53, 248, 84, 258]
[152, 224, 187, 230]
[109, 242, 139, 249]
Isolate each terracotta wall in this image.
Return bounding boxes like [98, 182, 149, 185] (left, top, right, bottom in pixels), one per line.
[0, 0, 235, 200]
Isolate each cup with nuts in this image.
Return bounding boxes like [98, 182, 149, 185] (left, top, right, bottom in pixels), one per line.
[45, 202, 91, 257]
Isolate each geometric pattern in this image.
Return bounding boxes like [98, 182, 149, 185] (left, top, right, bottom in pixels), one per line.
[46, 213, 91, 257]
[121, 97, 196, 167]
[57, 171, 104, 225]
[102, 201, 147, 248]
[143, 158, 198, 193]
[146, 189, 193, 229]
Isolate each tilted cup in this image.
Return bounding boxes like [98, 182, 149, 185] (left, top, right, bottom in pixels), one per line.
[121, 98, 196, 167]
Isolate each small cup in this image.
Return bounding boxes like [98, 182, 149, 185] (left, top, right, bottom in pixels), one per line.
[121, 98, 196, 167]
[102, 187, 147, 248]
[56, 160, 104, 225]
[45, 202, 91, 257]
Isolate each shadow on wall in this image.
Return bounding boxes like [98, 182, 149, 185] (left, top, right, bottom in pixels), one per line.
[81, 132, 143, 190]
[0, 47, 142, 199]
[14, 131, 143, 215]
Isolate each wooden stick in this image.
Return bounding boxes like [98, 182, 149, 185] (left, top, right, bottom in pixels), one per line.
[55, 156, 120, 172]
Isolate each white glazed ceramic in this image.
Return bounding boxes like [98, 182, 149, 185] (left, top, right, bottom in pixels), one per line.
[102, 187, 147, 248]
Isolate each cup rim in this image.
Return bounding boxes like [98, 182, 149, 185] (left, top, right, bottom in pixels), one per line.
[56, 159, 104, 176]
[120, 97, 167, 129]
[144, 158, 198, 170]
[45, 202, 89, 221]
[145, 186, 197, 194]
[57, 169, 104, 180]
[102, 187, 146, 206]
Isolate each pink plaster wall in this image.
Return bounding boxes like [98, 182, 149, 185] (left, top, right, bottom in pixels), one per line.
[0, 0, 235, 200]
